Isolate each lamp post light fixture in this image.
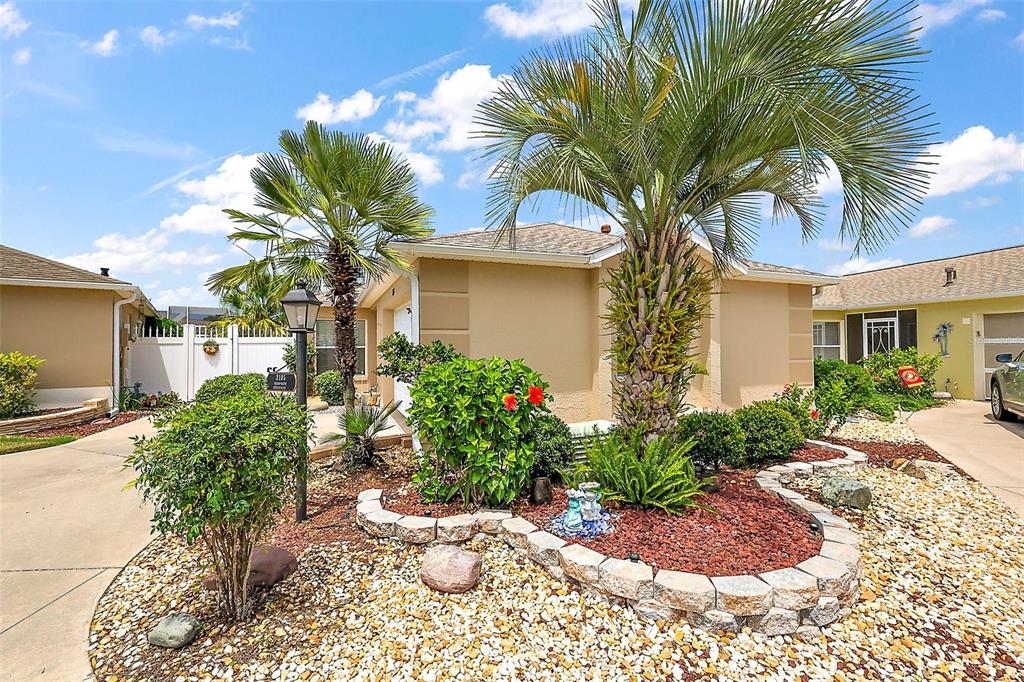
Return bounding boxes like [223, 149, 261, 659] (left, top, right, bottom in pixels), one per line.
[281, 280, 322, 523]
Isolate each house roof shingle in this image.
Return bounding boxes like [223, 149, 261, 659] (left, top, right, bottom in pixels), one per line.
[813, 245, 1024, 308]
[0, 244, 132, 286]
[404, 222, 831, 278]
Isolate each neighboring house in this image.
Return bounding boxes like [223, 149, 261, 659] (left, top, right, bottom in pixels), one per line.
[164, 305, 230, 325]
[812, 245, 1024, 400]
[0, 245, 156, 409]
[317, 223, 840, 424]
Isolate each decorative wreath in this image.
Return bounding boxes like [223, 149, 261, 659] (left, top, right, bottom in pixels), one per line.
[202, 339, 220, 355]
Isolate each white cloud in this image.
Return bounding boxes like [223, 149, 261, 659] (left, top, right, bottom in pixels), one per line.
[373, 49, 467, 90]
[94, 129, 200, 160]
[0, 2, 29, 38]
[484, 0, 633, 38]
[817, 237, 851, 252]
[208, 34, 250, 51]
[976, 8, 1006, 21]
[964, 195, 998, 208]
[11, 46, 30, 64]
[1016, 30, 1024, 49]
[152, 285, 219, 308]
[926, 126, 1024, 196]
[457, 161, 497, 189]
[413, 64, 506, 151]
[383, 119, 444, 142]
[814, 158, 843, 195]
[296, 89, 384, 124]
[908, 215, 955, 238]
[161, 153, 262, 234]
[58, 229, 221, 277]
[367, 133, 444, 186]
[826, 256, 905, 276]
[916, 0, 989, 34]
[185, 10, 242, 30]
[81, 29, 118, 57]
[140, 25, 173, 51]
[393, 91, 416, 103]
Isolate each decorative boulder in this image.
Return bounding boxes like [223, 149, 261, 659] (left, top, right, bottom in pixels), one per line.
[420, 544, 482, 594]
[148, 612, 201, 649]
[821, 476, 872, 510]
[202, 545, 297, 591]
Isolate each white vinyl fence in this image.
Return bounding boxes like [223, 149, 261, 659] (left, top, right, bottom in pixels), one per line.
[127, 324, 290, 401]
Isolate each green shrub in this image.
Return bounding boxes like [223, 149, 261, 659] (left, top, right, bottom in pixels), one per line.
[323, 400, 401, 467]
[734, 401, 804, 466]
[813, 375, 851, 430]
[674, 410, 746, 473]
[194, 373, 267, 403]
[814, 358, 875, 411]
[283, 340, 316, 374]
[772, 384, 824, 440]
[127, 392, 310, 621]
[315, 370, 345, 406]
[864, 391, 938, 422]
[530, 414, 577, 480]
[0, 351, 45, 418]
[409, 356, 550, 507]
[862, 347, 943, 394]
[566, 429, 708, 513]
[376, 333, 463, 384]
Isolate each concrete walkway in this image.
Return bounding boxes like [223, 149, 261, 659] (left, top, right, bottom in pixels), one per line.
[911, 400, 1024, 516]
[0, 417, 156, 682]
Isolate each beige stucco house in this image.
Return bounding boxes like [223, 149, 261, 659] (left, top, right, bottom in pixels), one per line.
[316, 223, 839, 424]
[0, 245, 155, 409]
[812, 245, 1024, 400]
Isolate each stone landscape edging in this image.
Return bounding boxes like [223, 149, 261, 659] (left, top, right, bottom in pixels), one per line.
[0, 398, 109, 436]
[355, 439, 868, 637]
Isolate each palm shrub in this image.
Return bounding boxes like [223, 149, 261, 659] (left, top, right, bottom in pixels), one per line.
[315, 370, 345, 406]
[569, 429, 708, 513]
[734, 402, 804, 466]
[323, 400, 401, 467]
[530, 414, 577, 481]
[674, 410, 746, 473]
[209, 262, 288, 333]
[477, 0, 933, 437]
[194, 373, 266, 404]
[209, 122, 432, 412]
[0, 352, 45, 418]
[127, 393, 310, 622]
[409, 356, 550, 507]
[376, 333, 463, 385]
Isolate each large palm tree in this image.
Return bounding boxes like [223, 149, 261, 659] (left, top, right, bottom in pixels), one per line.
[209, 123, 433, 409]
[477, 0, 932, 435]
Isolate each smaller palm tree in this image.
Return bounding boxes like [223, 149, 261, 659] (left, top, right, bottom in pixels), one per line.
[322, 400, 402, 467]
[209, 261, 289, 334]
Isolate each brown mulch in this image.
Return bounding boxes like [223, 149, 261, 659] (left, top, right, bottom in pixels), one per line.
[826, 438, 969, 477]
[26, 411, 150, 438]
[385, 489, 468, 518]
[515, 472, 822, 576]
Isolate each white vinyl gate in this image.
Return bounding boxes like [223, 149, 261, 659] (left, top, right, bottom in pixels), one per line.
[127, 324, 290, 401]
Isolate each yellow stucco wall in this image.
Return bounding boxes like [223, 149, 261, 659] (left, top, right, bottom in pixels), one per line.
[0, 285, 115, 389]
[813, 295, 1024, 399]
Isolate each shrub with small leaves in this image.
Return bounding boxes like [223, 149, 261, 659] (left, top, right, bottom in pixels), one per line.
[862, 347, 943, 394]
[734, 401, 803, 466]
[376, 333, 463, 384]
[772, 383, 825, 440]
[0, 351, 45, 418]
[194, 373, 266, 404]
[315, 370, 345, 406]
[530, 414, 577, 481]
[674, 410, 746, 473]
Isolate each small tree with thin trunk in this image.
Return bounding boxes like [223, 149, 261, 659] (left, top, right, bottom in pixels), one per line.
[127, 392, 310, 622]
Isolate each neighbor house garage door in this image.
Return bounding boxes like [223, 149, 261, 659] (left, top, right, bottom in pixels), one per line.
[981, 312, 1024, 399]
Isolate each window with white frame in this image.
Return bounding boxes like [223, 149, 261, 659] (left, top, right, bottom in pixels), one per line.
[314, 319, 367, 375]
[812, 321, 841, 360]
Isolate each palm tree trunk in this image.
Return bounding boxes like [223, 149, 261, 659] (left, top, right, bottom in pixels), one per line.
[608, 224, 711, 437]
[327, 241, 359, 411]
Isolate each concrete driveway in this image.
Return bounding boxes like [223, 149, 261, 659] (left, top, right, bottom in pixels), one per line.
[911, 400, 1024, 516]
[0, 417, 156, 682]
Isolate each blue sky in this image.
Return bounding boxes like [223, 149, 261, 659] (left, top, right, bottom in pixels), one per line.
[2, 0, 1022, 308]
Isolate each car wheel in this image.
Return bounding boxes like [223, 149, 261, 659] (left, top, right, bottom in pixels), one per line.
[991, 383, 1018, 422]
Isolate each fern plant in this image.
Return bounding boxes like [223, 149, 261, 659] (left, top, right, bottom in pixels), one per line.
[323, 400, 401, 467]
[567, 429, 709, 514]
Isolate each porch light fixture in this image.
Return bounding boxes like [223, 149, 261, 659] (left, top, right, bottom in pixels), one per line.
[281, 280, 322, 332]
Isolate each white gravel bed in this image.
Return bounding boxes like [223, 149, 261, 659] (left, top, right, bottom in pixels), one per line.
[91, 465, 1024, 681]
[831, 419, 920, 444]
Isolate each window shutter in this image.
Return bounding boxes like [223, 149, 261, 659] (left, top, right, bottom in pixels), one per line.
[898, 310, 918, 350]
[846, 314, 863, 362]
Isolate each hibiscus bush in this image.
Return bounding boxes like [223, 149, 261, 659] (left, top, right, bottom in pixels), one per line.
[771, 383, 825, 439]
[409, 355, 550, 507]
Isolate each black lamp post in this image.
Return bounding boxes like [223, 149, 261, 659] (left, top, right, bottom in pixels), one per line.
[281, 280, 322, 522]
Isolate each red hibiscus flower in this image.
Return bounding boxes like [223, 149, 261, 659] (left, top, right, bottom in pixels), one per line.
[811, 409, 820, 419]
[503, 394, 518, 411]
[527, 386, 544, 405]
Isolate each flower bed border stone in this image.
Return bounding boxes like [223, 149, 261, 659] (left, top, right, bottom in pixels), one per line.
[0, 398, 108, 435]
[356, 439, 866, 636]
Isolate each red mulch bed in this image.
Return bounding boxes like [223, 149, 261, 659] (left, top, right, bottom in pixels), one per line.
[826, 438, 968, 476]
[385, 489, 467, 518]
[790, 445, 849, 464]
[26, 411, 151, 438]
[514, 471, 821, 576]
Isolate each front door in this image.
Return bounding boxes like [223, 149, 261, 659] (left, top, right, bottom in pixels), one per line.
[393, 306, 413, 414]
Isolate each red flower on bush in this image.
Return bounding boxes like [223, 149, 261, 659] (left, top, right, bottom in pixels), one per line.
[527, 386, 544, 405]
[503, 394, 517, 411]
[811, 409, 820, 419]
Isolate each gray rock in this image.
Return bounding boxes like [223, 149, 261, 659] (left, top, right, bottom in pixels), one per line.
[820, 476, 872, 510]
[711, 575, 773, 616]
[748, 607, 800, 636]
[688, 609, 741, 634]
[794, 624, 823, 641]
[420, 544, 482, 593]
[148, 612, 201, 649]
[654, 570, 715, 612]
[806, 596, 842, 626]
